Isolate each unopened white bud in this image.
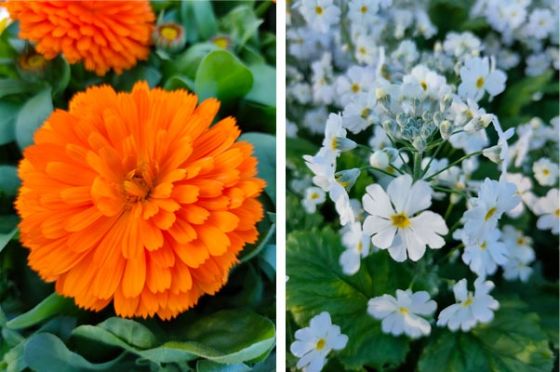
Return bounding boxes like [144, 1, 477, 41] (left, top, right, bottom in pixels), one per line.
[369, 150, 389, 169]
[439, 120, 452, 140]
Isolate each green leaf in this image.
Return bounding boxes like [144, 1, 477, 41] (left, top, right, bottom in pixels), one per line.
[96, 317, 157, 349]
[73, 310, 275, 365]
[112, 65, 162, 91]
[194, 50, 253, 103]
[0, 79, 39, 99]
[286, 194, 324, 233]
[14, 87, 53, 149]
[180, 0, 218, 41]
[245, 64, 276, 108]
[239, 132, 275, 201]
[0, 165, 20, 197]
[286, 137, 318, 171]
[287, 228, 411, 369]
[6, 293, 75, 330]
[44, 56, 70, 97]
[24, 333, 124, 372]
[498, 71, 554, 118]
[196, 360, 250, 372]
[418, 302, 554, 372]
[220, 6, 263, 49]
[2, 341, 26, 372]
[169, 42, 220, 80]
[0, 101, 19, 145]
[0, 227, 17, 254]
[164, 75, 195, 91]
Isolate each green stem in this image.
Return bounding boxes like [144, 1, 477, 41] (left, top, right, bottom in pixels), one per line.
[413, 151, 422, 181]
[436, 243, 464, 266]
[421, 140, 446, 178]
[425, 151, 483, 182]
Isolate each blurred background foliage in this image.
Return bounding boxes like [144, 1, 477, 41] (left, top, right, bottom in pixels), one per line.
[0, 1, 277, 371]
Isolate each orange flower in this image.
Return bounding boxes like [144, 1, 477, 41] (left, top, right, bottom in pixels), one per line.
[16, 82, 266, 320]
[5, 1, 155, 76]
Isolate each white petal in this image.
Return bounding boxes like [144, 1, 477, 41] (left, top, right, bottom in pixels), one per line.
[368, 295, 398, 319]
[387, 175, 413, 212]
[403, 179, 432, 215]
[290, 340, 314, 357]
[401, 229, 427, 261]
[363, 183, 394, 217]
[340, 249, 361, 275]
[410, 211, 448, 249]
[410, 291, 437, 315]
[310, 312, 331, 333]
[453, 279, 468, 302]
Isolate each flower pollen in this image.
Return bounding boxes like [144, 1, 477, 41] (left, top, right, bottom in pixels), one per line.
[391, 212, 411, 229]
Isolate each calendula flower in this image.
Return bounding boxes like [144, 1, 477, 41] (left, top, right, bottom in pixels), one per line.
[16, 82, 265, 320]
[5, 0, 155, 76]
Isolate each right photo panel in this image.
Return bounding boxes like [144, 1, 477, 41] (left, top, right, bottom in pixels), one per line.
[286, 1, 559, 371]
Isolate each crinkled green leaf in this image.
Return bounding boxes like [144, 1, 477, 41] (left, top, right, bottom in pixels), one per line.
[6, 293, 75, 330]
[15, 87, 53, 149]
[194, 50, 253, 103]
[418, 301, 554, 372]
[24, 333, 124, 372]
[287, 228, 411, 369]
[97, 317, 157, 350]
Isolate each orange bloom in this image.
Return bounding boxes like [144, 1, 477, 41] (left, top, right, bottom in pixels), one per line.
[16, 82, 266, 320]
[5, 1, 155, 76]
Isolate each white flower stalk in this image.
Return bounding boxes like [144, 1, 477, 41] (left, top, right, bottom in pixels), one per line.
[339, 222, 371, 275]
[363, 175, 448, 262]
[290, 312, 348, 372]
[458, 56, 506, 101]
[437, 278, 499, 332]
[368, 289, 437, 338]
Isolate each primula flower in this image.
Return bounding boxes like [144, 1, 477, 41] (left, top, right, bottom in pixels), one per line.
[290, 312, 348, 372]
[532, 157, 558, 186]
[5, 0, 155, 76]
[368, 289, 437, 338]
[458, 56, 506, 101]
[534, 188, 559, 235]
[15, 82, 265, 320]
[362, 174, 448, 262]
[339, 221, 371, 275]
[302, 186, 326, 214]
[437, 278, 499, 332]
[454, 227, 508, 277]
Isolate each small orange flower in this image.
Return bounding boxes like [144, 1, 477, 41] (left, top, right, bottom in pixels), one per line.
[16, 82, 266, 320]
[5, 1, 155, 76]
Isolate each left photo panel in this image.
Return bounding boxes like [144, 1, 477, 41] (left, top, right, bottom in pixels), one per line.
[0, 1, 276, 371]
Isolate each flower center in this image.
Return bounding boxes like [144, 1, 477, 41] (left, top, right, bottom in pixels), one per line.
[484, 207, 497, 221]
[160, 25, 179, 41]
[516, 237, 526, 246]
[315, 338, 326, 350]
[420, 80, 428, 91]
[398, 306, 409, 315]
[361, 108, 371, 119]
[542, 169, 550, 176]
[310, 192, 320, 200]
[391, 212, 411, 229]
[212, 36, 230, 49]
[360, 5, 368, 13]
[28, 55, 46, 68]
[330, 137, 337, 150]
[351, 83, 360, 93]
[461, 293, 474, 307]
[476, 76, 485, 89]
[480, 241, 487, 251]
[555, 209, 560, 218]
[358, 47, 367, 55]
[357, 241, 363, 252]
[315, 6, 323, 15]
[123, 169, 152, 203]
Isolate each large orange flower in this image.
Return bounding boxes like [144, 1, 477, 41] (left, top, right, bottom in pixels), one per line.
[5, 1, 154, 76]
[16, 82, 266, 320]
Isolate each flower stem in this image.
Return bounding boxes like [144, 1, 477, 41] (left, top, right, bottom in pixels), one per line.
[413, 151, 422, 181]
[425, 151, 483, 182]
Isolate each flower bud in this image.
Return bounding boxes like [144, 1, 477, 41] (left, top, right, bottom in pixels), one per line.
[383, 147, 399, 162]
[153, 23, 186, 52]
[482, 145, 502, 164]
[412, 137, 426, 152]
[335, 168, 360, 190]
[369, 150, 389, 169]
[17, 50, 48, 81]
[334, 137, 358, 152]
[439, 120, 452, 140]
[211, 35, 232, 50]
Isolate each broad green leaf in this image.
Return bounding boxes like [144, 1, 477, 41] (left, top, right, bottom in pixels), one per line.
[6, 293, 75, 330]
[418, 302, 554, 372]
[196, 360, 250, 372]
[286, 137, 318, 170]
[2, 341, 26, 372]
[286, 194, 324, 233]
[15, 87, 53, 149]
[245, 64, 275, 108]
[112, 65, 162, 91]
[0, 79, 39, 99]
[287, 229, 411, 369]
[73, 310, 275, 365]
[170, 42, 220, 80]
[44, 56, 70, 97]
[194, 50, 253, 103]
[164, 75, 195, 91]
[0, 165, 20, 197]
[239, 132, 275, 201]
[220, 6, 263, 49]
[97, 317, 157, 349]
[24, 333, 124, 372]
[0, 101, 19, 145]
[0, 227, 17, 254]
[180, 0, 218, 41]
[498, 71, 554, 118]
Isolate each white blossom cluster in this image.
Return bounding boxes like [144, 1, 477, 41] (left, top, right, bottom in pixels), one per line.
[288, 0, 558, 369]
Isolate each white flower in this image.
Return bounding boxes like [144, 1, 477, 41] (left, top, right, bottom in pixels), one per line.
[339, 222, 371, 275]
[443, 32, 482, 58]
[298, 0, 341, 33]
[532, 157, 558, 186]
[501, 225, 534, 282]
[504, 173, 532, 218]
[336, 66, 374, 106]
[303, 107, 329, 134]
[414, 9, 437, 39]
[322, 113, 348, 158]
[287, 120, 299, 138]
[437, 278, 499, 332]
[290, 312, 348, 372]
[303, 187, 326, 214]
[348, 0, 381, 26]
[354, 33, 379, 65]
[311, 53, 336, 104]
[369, 150, 389, 169]
[535, 188, 559, 235]
[369, 125, 391, 150]
[402, 65, 450, 100]
[391, 40, 419, 67]
[462, 178, 520, 236]
[455, 227, 508, 277]
[458, 56, 506, 101]
[362, 175, 448, 262]
[525, 53, 551, 77]
[342, 92, 376, 133]
[524, 9, 554, 40]
[0, 6, 11, 34]
[368, 289, 437, 338]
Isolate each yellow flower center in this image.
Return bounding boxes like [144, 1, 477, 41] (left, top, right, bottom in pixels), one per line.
[160, 26, 179, 41]
[315, 6, 323, 15]
[357, 241, 363, 252]
[476, 77, 485, 89]
[360, 5, 368, 13]
[516, 237, 526, 246]
[361, 108, 371, 119]
[359, 47, 367, 55]
[351, 83, 360, 93]
[310, 192, 320, 200]
[212, 36, 230, 49]
[462, 294, 474, 307]
[480, 241, 487, 251]
[123, 168, 152, 203]
[484, 207, 497, 221]
[315, 338, 326, 350]
[542, 169, 550, 176]
[555, 209, 560, 217]
[420, 80, 428, 91]
[391, 212, 411, 229]
[399, 306, 409, 315]
[330, 137, 337, 150]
